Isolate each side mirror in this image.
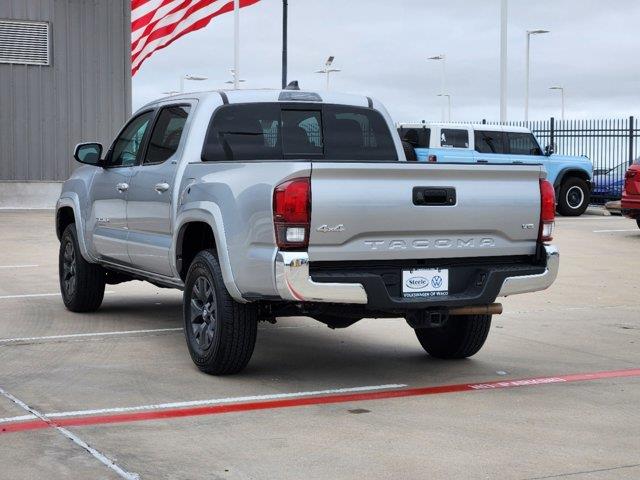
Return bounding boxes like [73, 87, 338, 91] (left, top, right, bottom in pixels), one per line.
[544, 143, 555, 156]
[74, 143, 103, 166]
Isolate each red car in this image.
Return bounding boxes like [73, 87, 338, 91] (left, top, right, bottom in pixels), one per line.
[621, 162, 640, 229]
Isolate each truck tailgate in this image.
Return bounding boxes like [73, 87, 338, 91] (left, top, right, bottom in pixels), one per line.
[309, 162, 544, 262]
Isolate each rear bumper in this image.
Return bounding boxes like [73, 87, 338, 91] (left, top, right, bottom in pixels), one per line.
[275, 251, 368, 304]
[621, 195, 640, 217]
[275, 245, 559, 309]
[497, 245, 559, 297]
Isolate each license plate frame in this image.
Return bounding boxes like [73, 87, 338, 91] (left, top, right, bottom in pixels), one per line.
[402, 268, 449, 298]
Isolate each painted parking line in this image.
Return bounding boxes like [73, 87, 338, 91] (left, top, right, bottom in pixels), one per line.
[1, 368, 638, 435]
[0, 327, 183, 345]
[0, 264, 39, 269]
[0, 386, 139, 480]
[0, 384, 408, 424]
[0, 290, 115, 300]
[593, 229, 639, 233]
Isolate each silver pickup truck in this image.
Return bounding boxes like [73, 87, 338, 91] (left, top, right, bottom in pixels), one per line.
[56, 88, 559, 375]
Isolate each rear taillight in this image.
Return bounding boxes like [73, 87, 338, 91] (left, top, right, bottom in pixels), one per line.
[539, 179, 556, 242]
[428, 154, 437, 163]
[273, 177, 311, 250]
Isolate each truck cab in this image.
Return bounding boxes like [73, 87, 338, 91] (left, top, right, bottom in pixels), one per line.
[398, 122, 594, 216]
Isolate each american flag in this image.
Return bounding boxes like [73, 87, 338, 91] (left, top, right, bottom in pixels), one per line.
[131, 0, 261, 76]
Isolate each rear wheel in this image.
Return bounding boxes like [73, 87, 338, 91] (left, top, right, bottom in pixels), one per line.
[59, 224, 105, 312]
[414, 314, 491, 359]
[557, 177, 590, 216]
[183, 250, 258, 375]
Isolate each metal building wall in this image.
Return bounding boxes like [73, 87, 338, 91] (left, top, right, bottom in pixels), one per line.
[0, 0, 131, 181]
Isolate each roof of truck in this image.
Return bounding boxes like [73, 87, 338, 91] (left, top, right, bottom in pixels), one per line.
[398, 122, 531, 134]
[141, 89, 374, 111]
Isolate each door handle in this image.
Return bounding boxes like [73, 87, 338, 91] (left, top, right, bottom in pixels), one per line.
[116, 182, 129, 192]
[154, 182, 170, 193]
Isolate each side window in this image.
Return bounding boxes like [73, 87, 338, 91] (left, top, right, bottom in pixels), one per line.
[507, 132, 542, 156]
[144, 105, 191, 165]
[475, 130, 506, 154]
[109, 111, 154, 167]
[202, 104, 282, 161]
[282, 110, 323, 157]
[440, 129, 469, 148]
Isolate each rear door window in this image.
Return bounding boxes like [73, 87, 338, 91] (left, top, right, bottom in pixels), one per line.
[144, 105, 191, 165]
[507, 132, 543, 156]
[440, 129, 469, 148]
[475, 130, 506, 154]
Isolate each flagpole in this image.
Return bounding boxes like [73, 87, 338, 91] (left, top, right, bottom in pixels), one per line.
[233, 0, 240, 89]
[281, 0, 288, 89]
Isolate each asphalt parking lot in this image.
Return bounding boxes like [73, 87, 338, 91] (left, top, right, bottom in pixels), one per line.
[0, 210, 638, 480]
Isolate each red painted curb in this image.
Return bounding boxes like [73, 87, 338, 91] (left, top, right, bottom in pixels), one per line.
[2, 368, 639, 435]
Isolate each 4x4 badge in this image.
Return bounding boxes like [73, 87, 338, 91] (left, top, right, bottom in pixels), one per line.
[316, 224, 345, 233]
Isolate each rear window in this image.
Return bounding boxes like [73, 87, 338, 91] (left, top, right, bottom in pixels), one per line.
[475, 130, 506, 154]
[440, 129, 469, 148]
[201, 103, 397, 161]
[507, 132, 542, 156]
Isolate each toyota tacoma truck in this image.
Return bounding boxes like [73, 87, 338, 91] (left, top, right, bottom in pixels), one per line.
[56, 88, 559, 375]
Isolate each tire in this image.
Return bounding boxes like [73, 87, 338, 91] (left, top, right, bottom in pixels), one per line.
[59, 224, 105, 312]
[557, 177, 590, 216]
[414, 314, 491, 359]
[183, 250, 258, 375]
[636, 218, 640, 230]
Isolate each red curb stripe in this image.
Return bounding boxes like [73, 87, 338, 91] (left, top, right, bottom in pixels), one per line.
[2, 368, 639, 435]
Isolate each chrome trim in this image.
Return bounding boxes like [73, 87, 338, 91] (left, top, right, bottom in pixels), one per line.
[498, 245, 559, 297]
[275, 251, 368, 304]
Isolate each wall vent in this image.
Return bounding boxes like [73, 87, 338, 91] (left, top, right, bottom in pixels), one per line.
[0, 19, 50, 66]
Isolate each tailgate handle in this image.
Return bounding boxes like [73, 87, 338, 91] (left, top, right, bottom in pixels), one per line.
[413, 187, 456, 206]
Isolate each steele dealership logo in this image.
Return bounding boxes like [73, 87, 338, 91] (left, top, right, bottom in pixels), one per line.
[405, 276, 429, 289]
[364, 237, 496, 250]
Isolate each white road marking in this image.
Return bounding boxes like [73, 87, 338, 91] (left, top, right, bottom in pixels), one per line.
[0, 327, 183, 345]
[0, 264, 39, 269]
[593, 228, 638, 233]
[0, 384, 407, 425]
[0, 291, 115, 300]
[0, 386, 139, 480]
[0, 292, 61, 299]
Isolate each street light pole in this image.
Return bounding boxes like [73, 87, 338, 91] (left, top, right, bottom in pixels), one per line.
[500, 0, 508, 122]
[550, 86, 565, 121]
[525, 29, 550, 121]
[428, 54, 446, 122]
[438, 94, 451, 122]
[233, 0, 240, 90]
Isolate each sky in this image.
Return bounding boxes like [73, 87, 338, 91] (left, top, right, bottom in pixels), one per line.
[132, 0, 640, 123]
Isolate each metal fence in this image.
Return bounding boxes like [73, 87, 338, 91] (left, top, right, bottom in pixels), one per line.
[482, 116, 639, 204]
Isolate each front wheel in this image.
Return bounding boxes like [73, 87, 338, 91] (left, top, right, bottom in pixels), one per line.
[557, 177, 590, 216]
[414, 314, 491, 359]
[59, 224, 106, 312]
[183, 250, 258, 375]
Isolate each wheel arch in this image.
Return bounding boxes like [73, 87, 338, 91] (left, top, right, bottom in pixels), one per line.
[554, 168, 592, 190]
[174, 205, 246, 303]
